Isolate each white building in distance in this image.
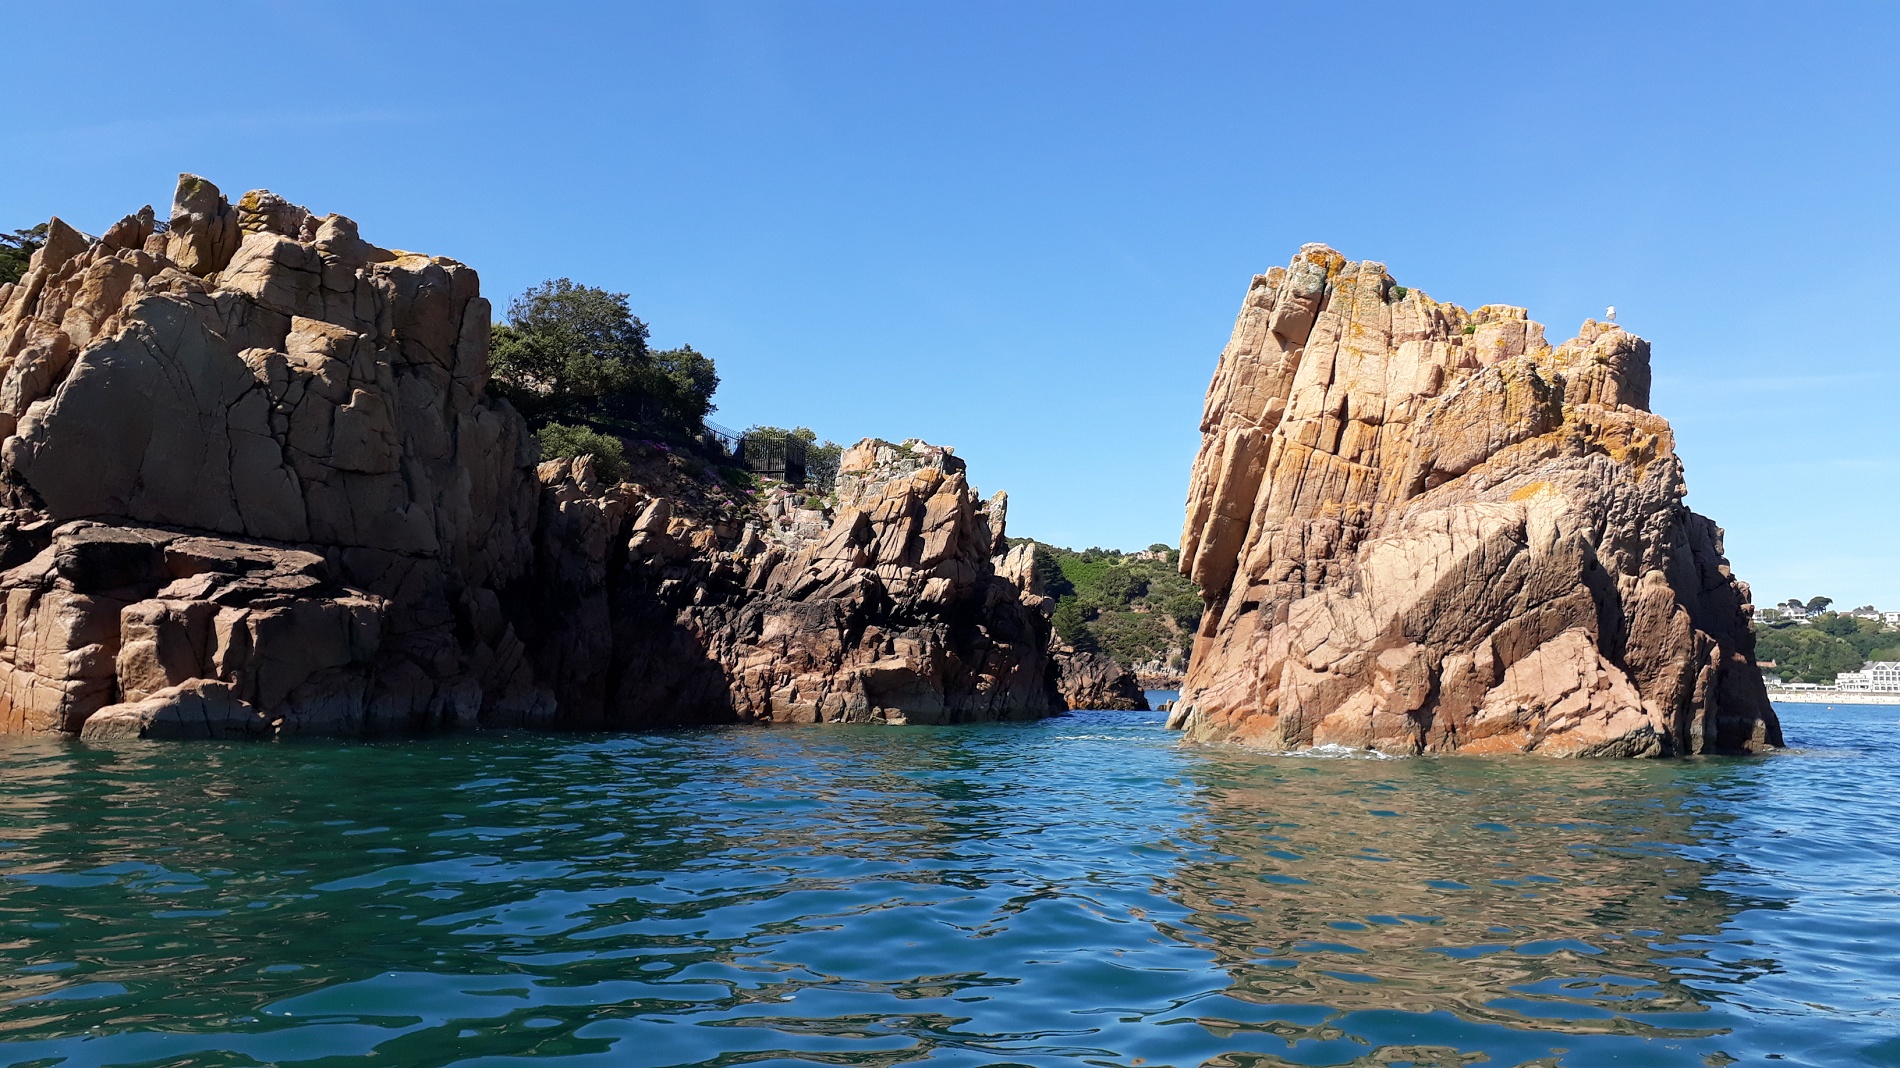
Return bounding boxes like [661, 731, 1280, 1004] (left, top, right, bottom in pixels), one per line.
[1835, 661, 1900, 693]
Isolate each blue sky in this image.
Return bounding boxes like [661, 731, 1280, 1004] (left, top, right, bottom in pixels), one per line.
[6, 2, 1897, 606]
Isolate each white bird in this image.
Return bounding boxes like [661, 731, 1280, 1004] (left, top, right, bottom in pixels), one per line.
[1606, 305, 1617, 322]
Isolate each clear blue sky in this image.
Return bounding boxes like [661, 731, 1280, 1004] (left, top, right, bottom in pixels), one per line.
[6, 3, 1896, 607]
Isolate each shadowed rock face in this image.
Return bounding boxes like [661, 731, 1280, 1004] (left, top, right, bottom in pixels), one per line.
[0, 177, 1056, 738]
[1173, 244, 1779, 757]
[531, 439, 1060, 729]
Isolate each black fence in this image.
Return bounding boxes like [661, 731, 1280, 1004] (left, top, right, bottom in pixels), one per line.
[700, 419, 742, 456]
[736, 432, 807, 485]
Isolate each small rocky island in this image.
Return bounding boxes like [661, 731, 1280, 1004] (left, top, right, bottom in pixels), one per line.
[0, 177, 1072, 738]
[1172, 245, 1782, 756]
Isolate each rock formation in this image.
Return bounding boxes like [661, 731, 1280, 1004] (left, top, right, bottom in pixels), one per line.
[1173, 244, 1780, 757]
[990, 539, 1149, 712]
[531, 438, 1059, 727]
[0, 176, 1056, 738]
[1052, 651, 1149, 711]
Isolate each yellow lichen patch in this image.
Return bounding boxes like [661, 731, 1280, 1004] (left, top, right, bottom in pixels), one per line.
[1457, 728, 1533, 755]
[1299, 246, 1347, 274]
[1509, 481, 1552, 502]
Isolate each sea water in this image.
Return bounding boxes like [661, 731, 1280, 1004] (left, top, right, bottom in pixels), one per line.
[0, 701, 1896, 1067]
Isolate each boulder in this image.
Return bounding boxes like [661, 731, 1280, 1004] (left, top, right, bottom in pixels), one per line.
[1172, 245, 1780, 757]
[81, 679, 272, 740]
[1054, 651, 1149, 711]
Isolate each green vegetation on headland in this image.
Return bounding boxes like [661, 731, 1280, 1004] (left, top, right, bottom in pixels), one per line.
[1012, 542, 1202, 669]
[488, 279, 759, 490]
[490, 279, 719, 444]
[0, 224, 48, 285]
[1756, 608, 1900, 684]
[491, 281, 851, 499]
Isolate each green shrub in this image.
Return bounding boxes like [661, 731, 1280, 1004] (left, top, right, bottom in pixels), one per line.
[1031, 544, 1074, 598]
[1088, 610, 1174, 664]
[1056, 556, 1113, 595]
[1095, 567, 1147, 604]
[1160, 590, 1203, 630]
[1051, 599, 1099, 651]
[0, 224, 47, 286]
[491, 280, 719, 439]
[538, 422, 628, 482]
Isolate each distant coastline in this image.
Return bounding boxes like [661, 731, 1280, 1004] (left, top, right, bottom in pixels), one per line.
[1768, 689, 1900, 706]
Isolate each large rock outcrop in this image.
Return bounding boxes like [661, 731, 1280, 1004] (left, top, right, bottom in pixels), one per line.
[527, 438, 1058, 727]
[1172, 244, 1780, 757]
[0, 177, 1056, 738]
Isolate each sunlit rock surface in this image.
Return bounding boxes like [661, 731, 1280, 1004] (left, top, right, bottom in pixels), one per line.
[0, 177, 1056, 737]
[1173, 244, 1779, 756]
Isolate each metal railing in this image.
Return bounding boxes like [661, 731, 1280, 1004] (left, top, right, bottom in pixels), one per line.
[736, 432, 807, 485]
[700, 418, 742, 455]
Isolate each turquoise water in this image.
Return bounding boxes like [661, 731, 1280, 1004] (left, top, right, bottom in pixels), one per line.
[1, 702, 1896, 1067]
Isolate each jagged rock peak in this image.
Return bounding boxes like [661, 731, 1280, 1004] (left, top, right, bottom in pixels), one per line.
[1172, 244, 1779, 757]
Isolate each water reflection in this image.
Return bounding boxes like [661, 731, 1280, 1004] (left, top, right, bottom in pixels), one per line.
[1170, 752, 1776, 1043]
[0, 713, 1889, 1068]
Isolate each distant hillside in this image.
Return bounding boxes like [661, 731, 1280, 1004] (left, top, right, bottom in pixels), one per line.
[1011, 541, 1201, 673]
[1757, 612, 1900, 684]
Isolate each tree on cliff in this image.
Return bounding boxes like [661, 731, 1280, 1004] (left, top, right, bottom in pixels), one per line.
[0, 224, 48, 286]
[489, 279, 718, 437]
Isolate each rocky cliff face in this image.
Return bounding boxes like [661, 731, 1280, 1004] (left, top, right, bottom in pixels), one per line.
[532, 438, 1059, 727]
[1173, 245, 1780, 757]
[0, 177, 1055, 738]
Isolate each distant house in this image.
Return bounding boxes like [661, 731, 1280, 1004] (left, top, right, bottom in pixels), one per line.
[1835, 661, 1900, 693]
[1885, 612, 1900, 626]
[1851, 606, 1884, 621]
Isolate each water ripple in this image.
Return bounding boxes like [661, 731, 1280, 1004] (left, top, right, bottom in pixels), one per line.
[0, 705, 1895, 1066]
